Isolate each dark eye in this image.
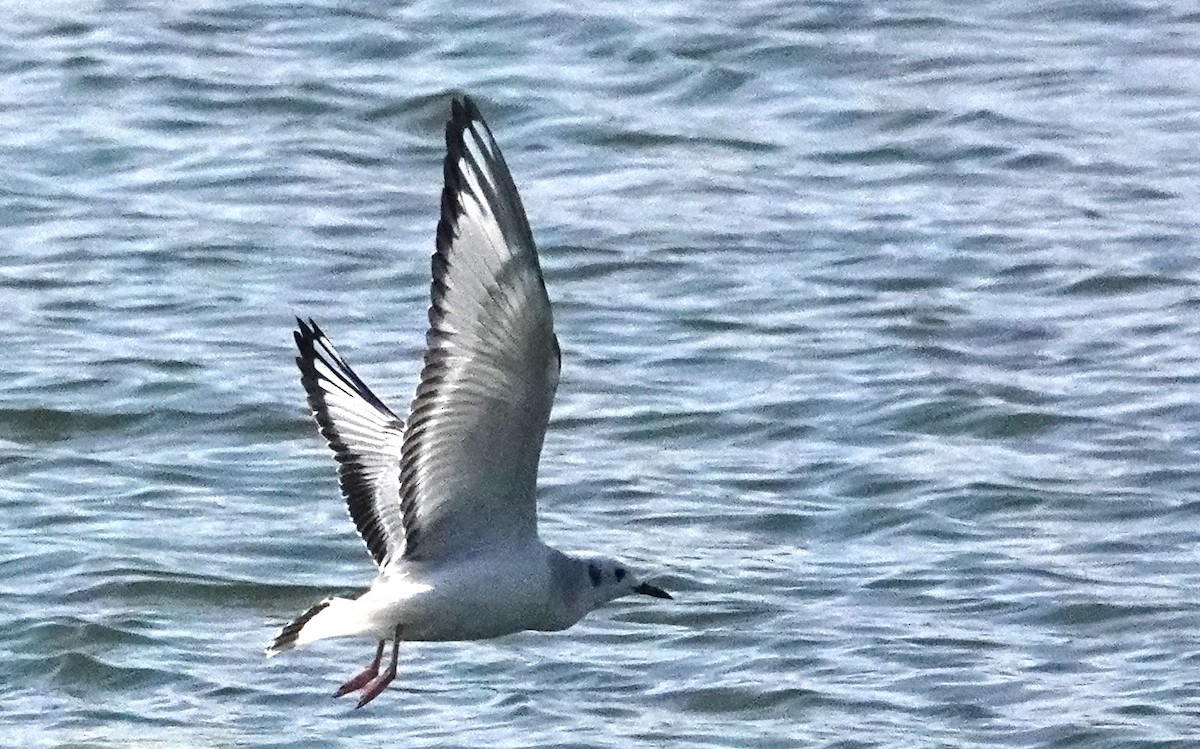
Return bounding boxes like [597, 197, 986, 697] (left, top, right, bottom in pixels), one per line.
[588, 563, 602, 587]
[615, 568, 627, 582]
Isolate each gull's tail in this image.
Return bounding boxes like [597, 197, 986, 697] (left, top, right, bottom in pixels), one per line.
[265, 597, 375, 656]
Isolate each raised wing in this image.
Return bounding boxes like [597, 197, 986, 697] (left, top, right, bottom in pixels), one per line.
[295, 318, 406, 566]
[397, 96, 560, 561]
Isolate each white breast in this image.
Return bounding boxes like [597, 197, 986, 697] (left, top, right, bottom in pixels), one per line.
[369, 542, 567, 642]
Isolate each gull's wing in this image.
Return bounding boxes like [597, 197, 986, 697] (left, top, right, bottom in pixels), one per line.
[295, 318, 406, 566]
[397, 96, 560, 561]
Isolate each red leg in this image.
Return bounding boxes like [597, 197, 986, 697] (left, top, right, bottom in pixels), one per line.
[333, 640, 384, 698]
[355, 628, 400, 709]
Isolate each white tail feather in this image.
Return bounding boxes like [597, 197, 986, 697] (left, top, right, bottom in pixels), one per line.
[266, 597, 375, 656]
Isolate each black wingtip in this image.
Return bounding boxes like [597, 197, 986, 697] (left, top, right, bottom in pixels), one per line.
[436, 96, 475, 293]
[449, 94, 477, 121]
[444, 100, 471, 164]
[446, 94, 485, 145]
[293, 317, 315, 358]
[294, 316, 320, 340]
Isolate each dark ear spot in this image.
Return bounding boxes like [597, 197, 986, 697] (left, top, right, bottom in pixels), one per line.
[588, 563, 602, 587]
[614, 568, 627, 582]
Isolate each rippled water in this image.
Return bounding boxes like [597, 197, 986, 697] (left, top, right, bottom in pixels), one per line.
[3, 2, 1200, 746]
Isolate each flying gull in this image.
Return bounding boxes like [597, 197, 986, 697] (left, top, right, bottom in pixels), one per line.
[266, 96, 671, 708]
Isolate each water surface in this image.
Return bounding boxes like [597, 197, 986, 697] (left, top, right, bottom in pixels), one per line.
[2, 2, 1199, 747]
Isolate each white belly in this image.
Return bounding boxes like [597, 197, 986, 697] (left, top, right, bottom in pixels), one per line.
[360, 545, 572, 642]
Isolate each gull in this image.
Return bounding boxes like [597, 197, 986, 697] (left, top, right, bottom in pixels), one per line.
[266, 96, 671, 708]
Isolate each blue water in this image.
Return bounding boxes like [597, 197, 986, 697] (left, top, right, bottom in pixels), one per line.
[3, 1, 1199, 746]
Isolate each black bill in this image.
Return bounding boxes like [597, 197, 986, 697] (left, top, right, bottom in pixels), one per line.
[634, 582, 672, 600]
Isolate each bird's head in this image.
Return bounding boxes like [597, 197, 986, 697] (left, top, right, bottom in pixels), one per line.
[571, 553, 672, 610]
